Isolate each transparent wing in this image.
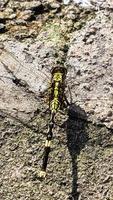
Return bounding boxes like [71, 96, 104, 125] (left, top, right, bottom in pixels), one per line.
[0, 47, 50, 95]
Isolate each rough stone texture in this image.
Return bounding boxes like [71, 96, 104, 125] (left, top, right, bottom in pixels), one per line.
[0, 1, 113, 200]
[63, 0, 113, 10]
[0, 115, 113, 200]
[67, 10, 113, 128]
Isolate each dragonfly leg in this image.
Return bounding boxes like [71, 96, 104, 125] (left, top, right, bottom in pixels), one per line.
[67, 85, 73, 104]
[63, 94, 70, 107]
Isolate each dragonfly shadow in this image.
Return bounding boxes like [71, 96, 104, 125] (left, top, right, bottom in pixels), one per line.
[66, 103, 88, 200]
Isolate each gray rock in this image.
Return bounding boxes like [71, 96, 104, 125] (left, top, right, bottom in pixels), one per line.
[67, 10, 113, 128]
[8, 13, 17, 20]
[0, 2, 113, 200]
[50, 3, 60, 9]
[67, 12, 76, 20]
[20, 1, 42, 10]
[17, 10, 34, 21]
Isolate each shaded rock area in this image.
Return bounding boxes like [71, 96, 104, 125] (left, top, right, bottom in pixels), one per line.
[0, 0, 113, 200]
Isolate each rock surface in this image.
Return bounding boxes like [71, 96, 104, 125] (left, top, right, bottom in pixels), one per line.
[67, 10, 113, 128]
[0, 1, 113, 200]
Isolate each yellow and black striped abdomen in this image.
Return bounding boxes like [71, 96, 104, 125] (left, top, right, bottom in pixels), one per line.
[40, 66, 67, 177]
[49, 71, 64, 113]
[50, 82, 60, 113]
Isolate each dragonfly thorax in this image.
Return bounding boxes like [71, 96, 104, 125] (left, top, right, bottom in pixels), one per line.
[53, 72, 63, 82]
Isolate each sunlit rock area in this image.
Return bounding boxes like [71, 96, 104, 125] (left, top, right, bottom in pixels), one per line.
[63, 0, 92, 7]
[63, 0, 112, 9]
[0, 1, 113, 200]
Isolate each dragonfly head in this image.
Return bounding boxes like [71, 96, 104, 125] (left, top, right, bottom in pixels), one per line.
[51, 66, 67, 75]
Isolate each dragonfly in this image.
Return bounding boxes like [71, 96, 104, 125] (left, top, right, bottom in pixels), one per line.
[39, 66, 70, 177]
[0, 45, 112, 177]
[0, 46, 70, 178]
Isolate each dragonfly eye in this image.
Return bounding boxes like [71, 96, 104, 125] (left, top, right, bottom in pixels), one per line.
[51, 66, 67, 76]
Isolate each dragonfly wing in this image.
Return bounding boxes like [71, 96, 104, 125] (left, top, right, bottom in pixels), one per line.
[0, 58, 14, 83]
[0, 48, 20, 73]
[0, 58, 40, 123]
[0, 48, 50, 95]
